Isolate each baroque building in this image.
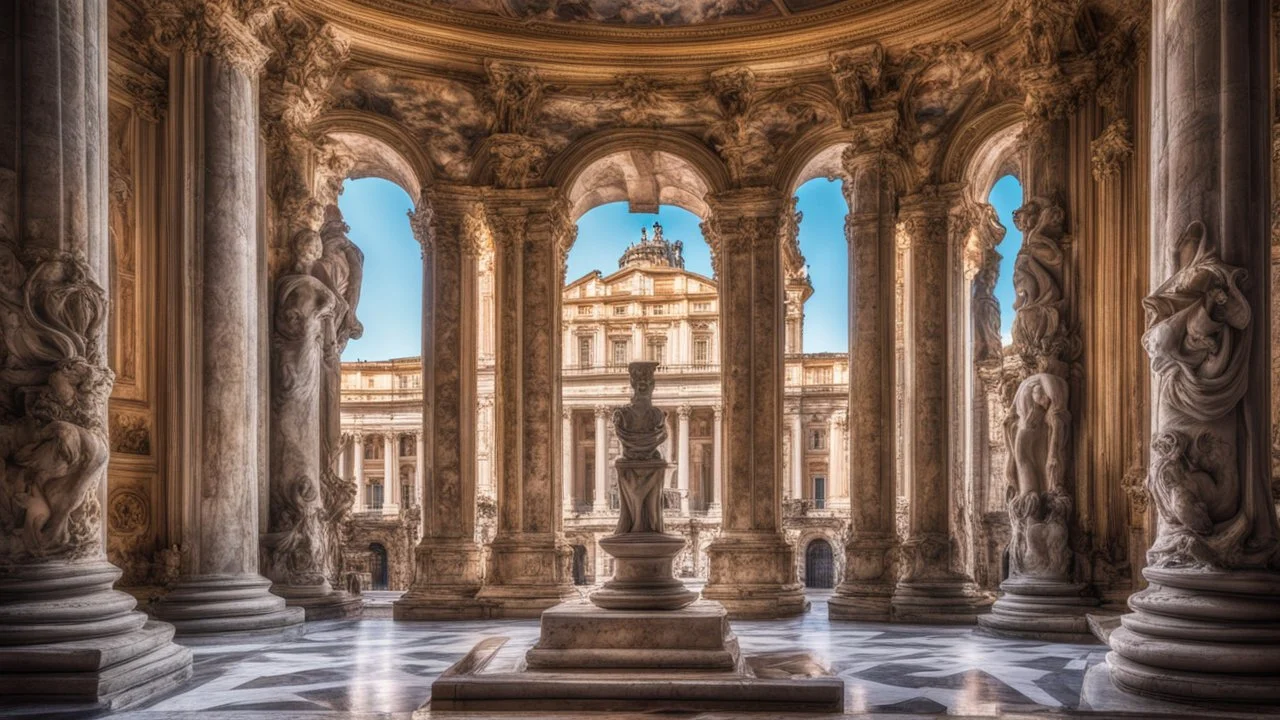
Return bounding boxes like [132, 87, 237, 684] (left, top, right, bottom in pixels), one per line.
[337, 223, 853, 592]
[2, 0, 1280, 715]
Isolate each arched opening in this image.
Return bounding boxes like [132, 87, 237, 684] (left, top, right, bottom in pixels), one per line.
[804, 538, 835, 589]
[368, 543, 390, 591]
[571, 545, 589, 586]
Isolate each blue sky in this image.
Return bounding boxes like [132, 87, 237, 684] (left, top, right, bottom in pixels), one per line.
[339, 175, 1023, 361]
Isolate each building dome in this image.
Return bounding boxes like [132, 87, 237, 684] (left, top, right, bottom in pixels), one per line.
[618, 222, 684, 269]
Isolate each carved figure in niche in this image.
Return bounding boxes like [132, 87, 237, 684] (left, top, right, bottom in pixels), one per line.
[612, 361, 668, 533]
[1142, 221, 1279, 570]
[1010, 196, 1067, 362]
[263, 247, 338, 586]
[1003, 373, 1072, 580]
[0, 230, 113, 563]
[966, 203, 1005, 366]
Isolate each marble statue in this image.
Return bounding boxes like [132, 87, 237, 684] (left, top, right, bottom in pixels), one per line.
[612, 361, 668, 533]
[1141, 221, 1278, 570]
[1002, 373, 1072, 580]
[1010, 196, 1067, 362]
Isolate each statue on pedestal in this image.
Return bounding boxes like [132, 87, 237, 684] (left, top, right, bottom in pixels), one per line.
[612, 361, 667, 534]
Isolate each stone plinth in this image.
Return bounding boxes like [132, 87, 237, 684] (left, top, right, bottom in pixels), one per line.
[271, 584, 364, 621]
[432, 632, 844, 713]
[978, 578, 1100, 642]
[1106, 568, 1280, 705]
[394, 540, 485, 620]
[703, 533, 808, 619]
[526, 600, 738, 670]
[153, 575, 304, 639]
[590, 532, 697, 611]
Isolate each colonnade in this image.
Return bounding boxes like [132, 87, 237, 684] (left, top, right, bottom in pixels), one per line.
[338, 431, 423, 511]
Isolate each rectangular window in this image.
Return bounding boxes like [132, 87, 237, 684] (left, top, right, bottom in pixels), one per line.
[577, 305, 592, 315]
[813, 476, 826, 510]
[613, 305, 628, 316]
[578, 336, 593, 367]
[612, 340, 629, 366]
[367, 481, 384, 511]
[646, 338, 666, 365]
[649, 303, 666, 315]
[693, 337, 710, 365]
[692, 301, 712, 312]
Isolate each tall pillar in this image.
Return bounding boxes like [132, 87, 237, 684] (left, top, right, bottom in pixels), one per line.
[0, 1, 193, 705]
[1106, 0, 1280, 704]
[561, 409, 574, 511]
[710, 405, 723, 514]
[593, 406, 610, 512]
[353, 433, 365, 510]
[413, 430, 424, 506]
[790, 411, 805, 500]
[827, 413, 845, 507]
[889, 187, 986, 624]
[474, 188, 576, 617]
[831, 131, 899, 621]
[677, 405, 691, 514]
[396, 187, 485, 619]
[145, 0, 304, 637]
[383, 432, 397, 510]
[700, 188, 806, 618]
[338, 437, 349, 479]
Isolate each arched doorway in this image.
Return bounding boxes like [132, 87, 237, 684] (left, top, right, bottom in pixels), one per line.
[369, 543, 389, 591]
[571, 545, 588, 586]
[805, 539, 834, 589]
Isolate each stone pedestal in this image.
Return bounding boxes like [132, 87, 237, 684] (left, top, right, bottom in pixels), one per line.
[270, 584, 364, 621]
[154, 576, 303, 639]
[979, 578, 1099, 642]
[591, 533, 698, 611]
[525, 600, 738, 670]
[394, 539, 485, 620]
[702, 533, 808, 619]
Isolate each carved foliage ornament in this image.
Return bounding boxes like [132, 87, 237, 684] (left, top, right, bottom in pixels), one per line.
[1142, 222, 1280, 570]
[0, 237, 113, 563]
[138, 0, 274, 76]
[1089, 118, 1134, 181]
[829, 44, 886, 126]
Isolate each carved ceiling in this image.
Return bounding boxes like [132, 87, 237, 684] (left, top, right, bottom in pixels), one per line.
[420, 0, 846, 27]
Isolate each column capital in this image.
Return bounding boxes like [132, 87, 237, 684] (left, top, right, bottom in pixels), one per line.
[712, 404, 724, 419]
[410, 186, 489, 256]
[140, 0, 272, 75]
[677, 404, 692, 419]
[593, 404, 611, 419]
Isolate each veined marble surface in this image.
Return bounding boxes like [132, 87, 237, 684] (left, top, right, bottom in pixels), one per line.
[102, 592, 1260, 719]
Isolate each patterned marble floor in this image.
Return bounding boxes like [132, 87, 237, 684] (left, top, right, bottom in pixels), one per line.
[96, 591, 1265, 719]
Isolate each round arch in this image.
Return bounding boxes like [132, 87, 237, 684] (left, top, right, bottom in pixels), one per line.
[313, 109, 435, 204]
[940, 101, 1024, 203]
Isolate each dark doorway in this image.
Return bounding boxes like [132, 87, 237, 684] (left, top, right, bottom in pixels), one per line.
[572, 544, 588, 586]
[805, 539, 834, 589]
[369, 543, 389, 591]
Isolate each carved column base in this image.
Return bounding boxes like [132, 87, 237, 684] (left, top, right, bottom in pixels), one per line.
[702, 532, 808, 619]
[1106, 567, 1280, 705]
[977, 578, 1099, 642]
[153, 574, 304, 639]
[474, 535, 577, 618]
[394, 540, 486, 620]
[0, 562, 193, 709]
[271, 581, 364, 621]
[829, 535, 897, 622]
[890, 535, 989, 624]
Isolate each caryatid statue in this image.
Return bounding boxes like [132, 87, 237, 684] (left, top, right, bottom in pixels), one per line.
[612, 361, 668, 534]
[1002, 372, 1072, 581]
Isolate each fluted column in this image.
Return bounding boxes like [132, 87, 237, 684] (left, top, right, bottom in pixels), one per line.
[561, 409, 574, 510]
[474, 188, 576, 616]
[353, 433, 365, 509]
[831, 132, 899, 621]
[395, 187, 485, 619]
[827, 413, 845, 507]
[0, 1, 193, 704]
[593, 406, 610, 512]
[383, 432, 398, 510]
[1105, 0, 1280, 704]
[700, 188, 806, 618]
[889, 187, 985, 624]
[710, 405, 723, 514]
[677, 405, 691, 514]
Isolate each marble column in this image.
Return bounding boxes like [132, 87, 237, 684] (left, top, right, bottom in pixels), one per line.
[0, 1, 193, 705]
[414, 430, 425, 505]
[1105, 0, 1280, 704]
[830, 134, 899, 621]
[146, 2, 304, 638]
[395, 187, 485, 619]
[701, 188, 806, 618]
[710, 405, 723, 514]
[561, 409, 574, 510]
[353, 433, 365, 510]
[677, 405, 691, 514]
[383, 433, 397, 510]
[790, 411, 805, 500]
[889, 187, 986, 624]
[593, 406, 610, 512]
[474, 188, 576, 617]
